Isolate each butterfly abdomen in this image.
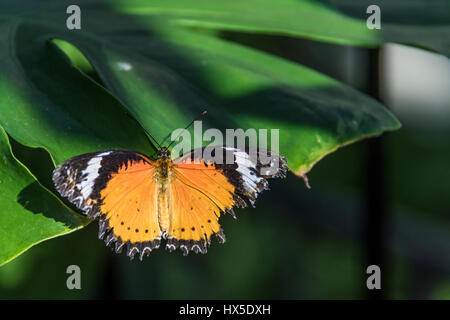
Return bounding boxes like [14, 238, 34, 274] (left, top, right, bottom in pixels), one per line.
[156, 158, 173, 235]
[157, 186, 170, 235]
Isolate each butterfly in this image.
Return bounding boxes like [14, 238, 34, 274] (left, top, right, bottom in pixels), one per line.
[53, 133, 287, 260]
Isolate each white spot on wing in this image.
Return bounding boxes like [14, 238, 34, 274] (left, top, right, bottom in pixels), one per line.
[97, 151, 112, 157]
[233, 151, 262, 193]
[77, 151, 112, 199]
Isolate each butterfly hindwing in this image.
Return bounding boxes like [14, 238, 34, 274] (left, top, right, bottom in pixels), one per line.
[167, 146, 287, 255]
[166, 162, 231, 255]
[52, 150, 161, 260]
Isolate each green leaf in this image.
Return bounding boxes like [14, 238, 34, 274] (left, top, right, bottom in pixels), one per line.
[0, 1, 401, 264]
[0, 127, 88, 266]
[111, 0, 449, 56]
[2, 0, 448, 56]
[61, 26, 400, 175]
[0, 18, 153, 165]
[112, 0, 381, 47]
[0, 5, 400, 176]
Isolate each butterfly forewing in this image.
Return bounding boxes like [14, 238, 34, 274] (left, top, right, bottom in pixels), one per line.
[52, 150, 161, 260]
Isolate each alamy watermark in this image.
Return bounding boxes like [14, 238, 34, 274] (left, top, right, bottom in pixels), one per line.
[366, 5, 381, 30]
[167, 121, 281, 175]
[366, 265, 381, 290]
[67, 4, 381, 32]
[66, 5, 81, 30]
[66, 265, 81, 290]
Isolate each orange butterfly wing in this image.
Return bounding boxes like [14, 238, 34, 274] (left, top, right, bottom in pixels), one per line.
[165, 146, 287, 255]
[166, 161, 233, 254]
[99, 159, 161, 258]
[53, 150, 162, 260]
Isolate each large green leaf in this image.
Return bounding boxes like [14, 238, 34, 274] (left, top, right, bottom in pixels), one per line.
[112, 0, 449, 56]
[63, 25, 400, 175]
[0, 127, 88, 266]
[0, 3, 400, 175]
[0, 19, 153, 165]
[0, 1, 401, 264]
[112, 0, 380, 47]
[2, 1, 448, 56]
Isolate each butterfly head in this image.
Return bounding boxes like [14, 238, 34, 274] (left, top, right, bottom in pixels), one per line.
[157, 147, 171, 159]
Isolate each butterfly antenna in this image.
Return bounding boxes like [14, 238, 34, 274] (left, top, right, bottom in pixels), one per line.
[164, 110, 207, 149]
[144, 128, 161, 150]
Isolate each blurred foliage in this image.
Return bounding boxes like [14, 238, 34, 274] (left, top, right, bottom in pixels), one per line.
[321, 0, 450, 56]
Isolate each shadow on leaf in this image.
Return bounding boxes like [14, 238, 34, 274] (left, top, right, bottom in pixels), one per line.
[17, 181, 88, 230]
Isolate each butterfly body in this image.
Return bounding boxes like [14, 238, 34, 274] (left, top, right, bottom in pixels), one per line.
[154, 153, 173, 234]
[53, 146, 287, 260]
